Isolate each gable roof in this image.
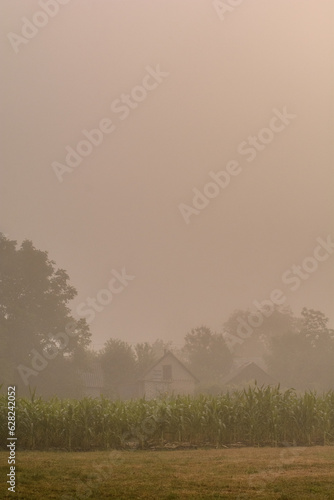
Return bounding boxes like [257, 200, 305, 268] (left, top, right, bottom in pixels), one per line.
[139, 351, 199, 383]
[224, 361, 276, 386]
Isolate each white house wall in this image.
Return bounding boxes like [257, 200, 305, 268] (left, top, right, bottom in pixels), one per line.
[141, 353, 196, 399]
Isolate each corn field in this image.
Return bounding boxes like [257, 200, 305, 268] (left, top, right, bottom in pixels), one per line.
[1, 386, 334, 450]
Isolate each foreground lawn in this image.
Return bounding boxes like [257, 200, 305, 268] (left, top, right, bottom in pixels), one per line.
[1, 447, 334, 499]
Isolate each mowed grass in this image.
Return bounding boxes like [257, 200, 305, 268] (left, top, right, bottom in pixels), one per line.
[1, 447, 334, 499]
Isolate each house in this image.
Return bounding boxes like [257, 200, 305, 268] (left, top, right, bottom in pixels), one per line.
[138, 351, 199, 399]
[224, 361, 277, 387]
[78, 363, 104, 398]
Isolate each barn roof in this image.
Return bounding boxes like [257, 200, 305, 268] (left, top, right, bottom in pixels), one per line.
[139, 350, 199, 383]
[224, 361, 276, 386]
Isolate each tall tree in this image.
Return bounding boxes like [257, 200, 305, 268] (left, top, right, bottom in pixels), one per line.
[134, 339, 174, 377]
[222, 306, 296, 355]
[0, 233, 91, 394]
[134, 342, 157, 378]
[99, 339, 137, 397]
[182, 326, 232, 385]
[299, 307, 334, 348]
[266, 308, 334, 390]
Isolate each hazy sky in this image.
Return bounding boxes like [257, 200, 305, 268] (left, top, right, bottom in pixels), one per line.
[1, 0, 333, 350]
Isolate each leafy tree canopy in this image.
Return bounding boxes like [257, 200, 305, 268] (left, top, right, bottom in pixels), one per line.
[265, 308, 334, 390]
[0, 233, 91, 392]
[183, 326, 232, 384]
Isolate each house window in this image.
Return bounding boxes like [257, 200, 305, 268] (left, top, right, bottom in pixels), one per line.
[163, 364, 172, 381]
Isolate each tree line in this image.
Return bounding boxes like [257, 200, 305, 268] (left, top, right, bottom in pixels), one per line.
[1, 233, 333, 398]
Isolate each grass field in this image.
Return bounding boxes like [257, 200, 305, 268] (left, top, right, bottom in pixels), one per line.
[1, 447, 333, 499]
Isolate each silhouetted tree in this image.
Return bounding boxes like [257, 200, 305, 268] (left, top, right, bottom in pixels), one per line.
[182, 326, 232, 384]
[222, 306, 296, 355]
[134, 339, 174, 377]
[0, 233, 91, 395]
[300, 307, 334, 348]
[266, 308, 334, 390]
[99, 339, 136, 397]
